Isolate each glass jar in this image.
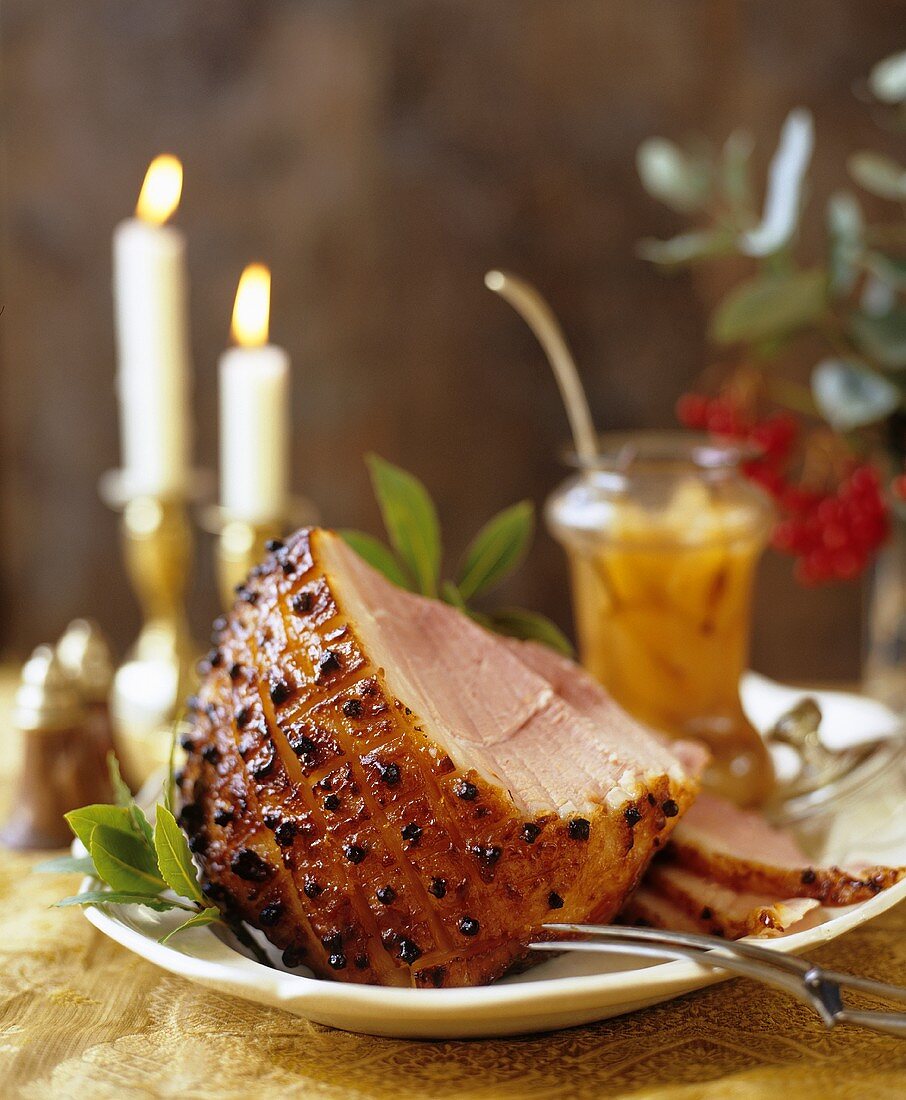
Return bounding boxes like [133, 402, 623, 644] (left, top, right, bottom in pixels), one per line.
[863, 504, 906, 714]
[546, 432, 776, 806]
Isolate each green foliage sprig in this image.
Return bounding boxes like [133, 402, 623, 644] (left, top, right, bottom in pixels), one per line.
[342, 453, 573, 656]
[37, 753, 229, 947]
[636, 49, 906, 447]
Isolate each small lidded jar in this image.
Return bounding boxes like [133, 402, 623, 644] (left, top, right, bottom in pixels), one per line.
[546, 432, 776, 806]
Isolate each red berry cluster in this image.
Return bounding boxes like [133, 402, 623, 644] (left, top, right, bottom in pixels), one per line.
[676, 391, 891, 585]
[771, 465, 890, 585]
[677, 392, 797, 491]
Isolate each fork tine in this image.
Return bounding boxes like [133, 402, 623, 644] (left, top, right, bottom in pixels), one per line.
[543, 923, 813, 976]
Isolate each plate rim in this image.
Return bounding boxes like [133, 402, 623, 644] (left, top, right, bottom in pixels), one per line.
[82, 875, 906, 1016]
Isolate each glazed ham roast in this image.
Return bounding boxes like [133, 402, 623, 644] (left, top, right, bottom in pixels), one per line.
[178, 526, 905, 985]
[178, 527, 703, 988]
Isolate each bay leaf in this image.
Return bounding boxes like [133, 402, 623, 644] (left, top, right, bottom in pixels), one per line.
[65, 804, 139, 852]
[159, 907, 222, 945]
[339, 529, 413, 590]
[90, 824, 166, 895]
[366, 454, 441, 597]
[34, 855, 97, 876]
[440, 580, 468, 610]
[153, 805, 204, 904]
[488, 607, 574, 657]
[54, 891, 181, 912]
[457, 500, 534, 601]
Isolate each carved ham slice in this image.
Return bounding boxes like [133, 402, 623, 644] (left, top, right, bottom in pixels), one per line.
[668, 792, 905, 905]
[485, 641, 820, 939]
[641, 863, 820, 938]
[178, 528, 701, 988]
[621, 888, 709, 934]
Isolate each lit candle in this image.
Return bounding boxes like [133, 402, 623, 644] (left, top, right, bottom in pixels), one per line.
[113, 154, 192, 497]
[219, 264, 290, 523]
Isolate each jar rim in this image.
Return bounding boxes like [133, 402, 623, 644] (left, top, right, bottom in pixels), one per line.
[563, 430, 761, 472]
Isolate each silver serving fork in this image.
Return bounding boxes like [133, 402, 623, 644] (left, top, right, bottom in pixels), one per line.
[531, 924, 906, 1037]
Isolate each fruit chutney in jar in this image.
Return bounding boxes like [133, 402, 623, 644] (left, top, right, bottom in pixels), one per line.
[547, 432, 776, 806]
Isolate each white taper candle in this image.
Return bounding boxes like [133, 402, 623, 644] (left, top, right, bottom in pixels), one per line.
[219, 265, 290, 523]
[113, 155, 192, 496]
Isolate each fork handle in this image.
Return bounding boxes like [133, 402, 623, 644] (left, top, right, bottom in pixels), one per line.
[821, 969, 906, 1006]
[834, 1009, 906, 1037]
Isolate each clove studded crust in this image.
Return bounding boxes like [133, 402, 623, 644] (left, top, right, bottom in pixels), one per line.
[178, 528, 701, 988]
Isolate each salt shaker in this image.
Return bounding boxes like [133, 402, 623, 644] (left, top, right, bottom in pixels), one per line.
[1, 645, 109, 850]
[57, 618, 120, 786]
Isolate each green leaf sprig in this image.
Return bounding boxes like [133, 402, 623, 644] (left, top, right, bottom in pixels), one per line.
[36, 753, 224, 945]
[634, 48, 906, 441]
[341, 454, 573, 656]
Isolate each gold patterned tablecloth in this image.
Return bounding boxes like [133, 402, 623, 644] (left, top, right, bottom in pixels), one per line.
[0, 672, 904, 1099]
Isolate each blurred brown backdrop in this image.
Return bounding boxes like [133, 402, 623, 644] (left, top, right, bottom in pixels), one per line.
[1, 1, 901, 679]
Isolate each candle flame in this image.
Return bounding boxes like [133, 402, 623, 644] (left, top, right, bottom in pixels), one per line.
[231, 263, 271, 348]
[135, 155, 183, 225]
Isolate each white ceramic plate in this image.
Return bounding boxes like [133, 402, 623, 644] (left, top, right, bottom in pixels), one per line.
[81, 676, 906, 1039]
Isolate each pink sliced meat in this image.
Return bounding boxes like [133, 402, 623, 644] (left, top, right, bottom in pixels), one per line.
[330, 538, 702, 815]
[505, 639, 710, 783]
[620, 888, 704, 934]
[645, 863, 820, 938]
[669, 791, 905, 905]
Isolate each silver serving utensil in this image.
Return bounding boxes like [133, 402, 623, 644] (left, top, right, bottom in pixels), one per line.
[532, 924, 906, 1037]
[763, 695, 904, 813]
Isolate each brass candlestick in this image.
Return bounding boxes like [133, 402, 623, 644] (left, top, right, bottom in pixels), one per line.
[202, 498, 320, 610]
[100, 470, 207, 785]
[216, 516, 282, 608]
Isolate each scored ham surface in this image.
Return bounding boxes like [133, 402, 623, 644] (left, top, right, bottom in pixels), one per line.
[178, 527, 701, 988]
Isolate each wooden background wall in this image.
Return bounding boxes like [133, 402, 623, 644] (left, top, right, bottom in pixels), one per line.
[1, 1, 902, 681]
